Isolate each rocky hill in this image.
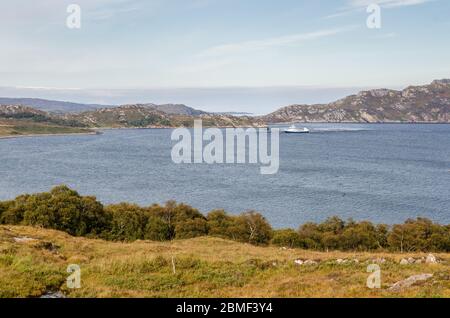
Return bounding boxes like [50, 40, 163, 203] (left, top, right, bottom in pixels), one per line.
[262, 79, 450, 123]
[0, 98, 111, 113]
[0, 104, 84, 127]
[0, 104, 50, 118]
[64, 104, 263, 128]
[0, 98, 208, 116]
[0, 105, 93, 137]
[145, 103, 207, 116]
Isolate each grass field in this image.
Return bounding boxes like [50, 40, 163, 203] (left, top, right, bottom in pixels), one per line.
[0, 225, 449, 298]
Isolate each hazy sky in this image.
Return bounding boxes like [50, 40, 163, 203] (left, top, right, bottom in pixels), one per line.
[0, 0, 449, 112]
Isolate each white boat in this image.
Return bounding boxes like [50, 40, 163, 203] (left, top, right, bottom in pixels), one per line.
[284, 125, 310, 134]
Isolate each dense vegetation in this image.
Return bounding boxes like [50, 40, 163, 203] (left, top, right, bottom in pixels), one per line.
[0, 186, 449, 252]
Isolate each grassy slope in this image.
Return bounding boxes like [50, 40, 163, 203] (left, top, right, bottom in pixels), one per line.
[0, 119, 93, 137]
[1, 226, 449, 298]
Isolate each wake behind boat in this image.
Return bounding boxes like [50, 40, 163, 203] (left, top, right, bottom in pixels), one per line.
[284, 125, 310, 134]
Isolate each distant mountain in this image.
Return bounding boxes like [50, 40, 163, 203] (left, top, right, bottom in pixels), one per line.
[0, 98, 209, 117]
[0, 98, 112, 113]
[144, 103, 207, 116]
[262, 79, 450, 123]
[64, 104, 263, 128]
[0, 104, 88, 128]
[214, 111, 254, 116]
[0, 104, 49, 118]
[64, 105, 172, 128]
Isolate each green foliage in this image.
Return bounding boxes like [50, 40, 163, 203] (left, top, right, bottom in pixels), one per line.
[22, 186, 109, 236]
[175, 218, 209, 239]
[144, 216, 172, 241]
[298, 217, 389, 251]
[207, 210, 236, 239]
[0, 198, 24, 224]
[271, 229, 303, 248]
[232, 211, 273, 245]
[387, 218, 450, 252]
[0, 186, 449, 251]
[106, 203, 148, 241]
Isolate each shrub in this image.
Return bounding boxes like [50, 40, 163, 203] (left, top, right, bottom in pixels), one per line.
[175, 218, 209, 239]
[207, 209, 237, 239]
[0, 196, 29, 225]
[20, 186, 109, 236]
[387, 218, 449, 252]
[298, 218, 389, 251]
[297, 222, 323, 249]
[106, 203, 148, 241]
[144, 216, 172, 241]
[271, 229, 303, 248]
[232, 211, 273, 245]
[340, 221, 386, 251]
[1, 186, 449, 252]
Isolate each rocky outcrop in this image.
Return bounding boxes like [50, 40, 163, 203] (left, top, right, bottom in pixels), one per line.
[388, 274, 433, 292]
[262, 79, 450, 123]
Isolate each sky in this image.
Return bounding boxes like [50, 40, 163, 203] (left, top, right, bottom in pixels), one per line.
[0, 0, 449, 113]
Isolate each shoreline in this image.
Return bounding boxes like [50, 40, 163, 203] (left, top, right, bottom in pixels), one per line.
[1, 121, 449, 139]
[0, 131, 100, 140]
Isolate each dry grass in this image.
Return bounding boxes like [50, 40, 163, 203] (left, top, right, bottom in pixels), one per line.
[0, 225, 449, 298]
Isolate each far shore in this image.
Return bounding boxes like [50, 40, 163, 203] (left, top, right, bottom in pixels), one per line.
[0, 131, 100, 140]
[1, 121, 449, 140]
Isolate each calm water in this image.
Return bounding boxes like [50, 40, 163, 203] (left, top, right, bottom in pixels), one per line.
[0, 124, 449, 228]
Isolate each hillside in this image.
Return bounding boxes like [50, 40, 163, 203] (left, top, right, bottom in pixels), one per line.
[145, 103, 207, 116]
[263, 79, 450, 123]
[0, 105, 93, 137]
[0, 225, 448, 298]
[0, 185, 448, 298]
[0, 98, 207, 116]
[65, 104, 263, 128]
[0, 104, 263, 138]
[0, 98, 111, 113]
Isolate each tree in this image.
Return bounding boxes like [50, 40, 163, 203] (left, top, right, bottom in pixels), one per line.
[144, 216, 172, 241]
[271, 229, 303, 248]
[106, 203, 148, 241]
[175, 218, 209, 239]
[0, 195, 29, 225]
[207, 209, 236, 239]
[20, 185, 110, 237]
[387, 218, 444, 252]
[232, 211, 273, 245]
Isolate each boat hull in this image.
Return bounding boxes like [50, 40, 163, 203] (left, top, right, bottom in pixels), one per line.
[284, 130, 310, 134]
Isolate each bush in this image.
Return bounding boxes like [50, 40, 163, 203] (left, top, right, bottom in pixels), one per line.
[297, 217, 391, 252]
[0, 198, 24, 225]
[1, 186, 110, 237]
[106, 203, 148, 241]
[387, 218, 450, 252]
[271, 229, 303, 248]
[175, 218, 209, 239]
[340, 221, 387, 251]
[207, 209, 237, 239]
[232, 211, 273, 245]
[1, 186, 449, 252]
[144, 216, 172, 241]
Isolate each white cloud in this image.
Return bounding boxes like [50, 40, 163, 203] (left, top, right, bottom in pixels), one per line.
[198, 27, 354, 58]
[349, 0, 434, 8]
[326, 0, 436, 19]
